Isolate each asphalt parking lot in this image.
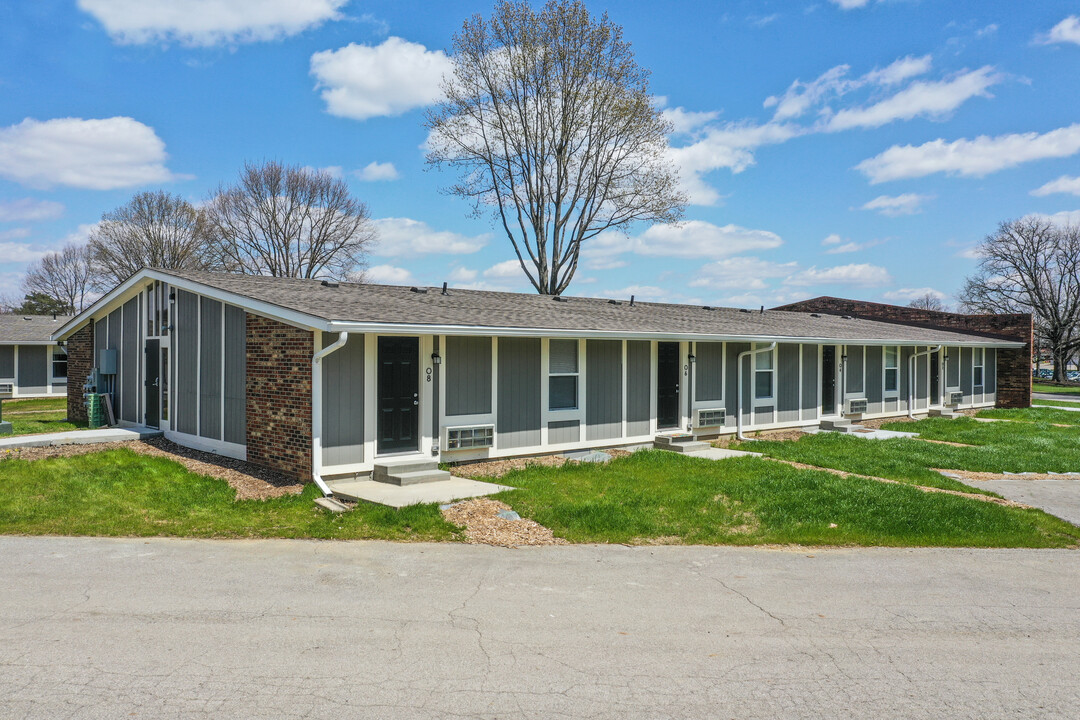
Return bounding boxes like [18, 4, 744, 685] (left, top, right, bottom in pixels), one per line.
[2, 536, 1078, 719]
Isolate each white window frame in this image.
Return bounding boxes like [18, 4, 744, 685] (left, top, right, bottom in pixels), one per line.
[547, 338, 581, 412]
[883, 345, 899, 397]
[752, 342, 775, 404]
[51, 345, 68, 383]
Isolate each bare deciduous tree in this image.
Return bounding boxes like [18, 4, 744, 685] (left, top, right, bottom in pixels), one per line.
[426, 0, 685, 295]
[907, 292, 949, 312]
[88, 191, 217, 289]
[204, 161, 375, 280]
[23, 243, 94, 314]
[959, 217, 1080, 382]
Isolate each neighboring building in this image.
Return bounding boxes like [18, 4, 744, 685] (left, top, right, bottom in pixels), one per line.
[53, 269, 1031, 485]
[0, 314, 71, 399]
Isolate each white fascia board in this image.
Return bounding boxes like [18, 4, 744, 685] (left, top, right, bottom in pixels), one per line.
[53, 269, 328, 341]
[324, 320, 1026, 349]
[0, 340, 58, 346]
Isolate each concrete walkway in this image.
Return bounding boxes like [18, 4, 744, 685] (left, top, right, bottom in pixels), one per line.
[2, 537, 1078, 720]
[327, 476, 513, 508]
[950, 474, 1080, 526]
[0, 425, 161, 450]
[1033, 391, 1080, 403]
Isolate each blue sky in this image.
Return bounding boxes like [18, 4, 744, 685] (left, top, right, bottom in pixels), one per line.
[2, 0, 1080, 309]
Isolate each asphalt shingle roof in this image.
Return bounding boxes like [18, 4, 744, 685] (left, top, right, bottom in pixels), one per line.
[0, 314, 71, 343]
[156, 269, 1017, 346]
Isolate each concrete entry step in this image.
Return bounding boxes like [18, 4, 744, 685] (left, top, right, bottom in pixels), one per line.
[653, 434, 711, 453]
[373, 460, 450, 486]
[819, 418, 852, 431]
[929, 408, 962, 419]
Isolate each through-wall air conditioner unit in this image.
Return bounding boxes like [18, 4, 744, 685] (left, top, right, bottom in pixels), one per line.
[0, 382, 13, 396]
[445, 425, 494, 451]
[947, 391, 964, 407]
[696, 408, 726, 427]
[845, 398, 868, 415]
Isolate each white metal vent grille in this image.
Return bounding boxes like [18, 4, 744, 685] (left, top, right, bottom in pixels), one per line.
[446, 426, 494, 450]
[696, 408, 726, 427]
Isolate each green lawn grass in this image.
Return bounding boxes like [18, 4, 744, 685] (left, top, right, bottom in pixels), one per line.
[0, 449, 459, 541]
[1034, 382, 1080, 395]
[1033, 398, 1080, 409]
[488, 450, 1080, 547]
[1, 396, 85, 436]
[977, 406, 1080, 426]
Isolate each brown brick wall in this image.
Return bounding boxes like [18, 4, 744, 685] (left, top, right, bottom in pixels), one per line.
[245, 314, 313, 481]
[65, 321, 93, 423]
[771, 296, 1032, 408]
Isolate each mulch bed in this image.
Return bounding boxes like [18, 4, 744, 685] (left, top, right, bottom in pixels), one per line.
[0, 437, 304, 501]
[452, 449, 632, 479]
[713, 429, 807, 448]
[440, 498, 567, 548]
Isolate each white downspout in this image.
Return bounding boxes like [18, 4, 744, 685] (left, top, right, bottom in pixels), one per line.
[908, 345, 942, 419]
[737, 342, 776, 441]
[311, 331, 349, 497]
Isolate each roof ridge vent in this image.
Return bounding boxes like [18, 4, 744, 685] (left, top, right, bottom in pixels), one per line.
[553, 295, 567, 302]
[441, 281, 449, 296]
[411, 286, 428, 294]
[810, 313, 821, 318]
[321, 280, 339, 288]
[607, 299, 622, 305]
[841, 315, 853, 320]
[739, 308, 752, 314]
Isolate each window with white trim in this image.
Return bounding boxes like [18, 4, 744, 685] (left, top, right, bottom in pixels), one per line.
[548, 339, 579, 410]
[973, 347, 984, 388]
[754, 344, 774, 400]
[884, 346, 899, 393]
[52, 346, 68, 380]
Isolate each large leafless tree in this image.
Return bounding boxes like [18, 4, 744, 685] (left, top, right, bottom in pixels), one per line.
[22, 243, 94, 314]
[907, 292, 949, 312]
[959, 217, 1080, 382]
[88, 191, 218, 289]
[203, 162, 375, 280]
[426, 0, 685, 295]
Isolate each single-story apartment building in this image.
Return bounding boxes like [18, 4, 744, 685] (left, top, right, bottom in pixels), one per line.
[1, 314, 70, 399]
[53, 268, 1031, 488]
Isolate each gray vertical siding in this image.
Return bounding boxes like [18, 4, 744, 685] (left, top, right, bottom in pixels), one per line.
[174, 290, 198, 435]
[625, 340, 651, 437]
[776, 343, 800, 424]
[845, 345, 864, 395]
[695, 342, 723, 402]
[16, 345, 47, 393]
[223, 305, 246, 446]
[0, 345, 13, 378]
[899, 346, 913, 412]
[801, 344, 818, 421]
[107, 308, 122, 412]
[914, 350, 928, 410]
[985, 348, 997, 395]
[725, 343, 750, 427]
[120, 297, 139, 423]
[548, 419, 580, 444]
[432, 336, 440, 441]
[199, 298, 222, 440]
[960, 347, 973, 399]
[321, 332, 364, 466]
[586, 339, 623, 441]
[754, 406, 773, 425]
[865, 346, 883, 415]
[497, 337, 541, 449]
[445, 336, 492, 416]
[946, 347, 960, 387]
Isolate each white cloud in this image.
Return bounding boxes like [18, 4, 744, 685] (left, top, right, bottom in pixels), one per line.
[1040, 16, 1080, 46]
[825, 66, 1000, 131]
[1032, 175, 1080, 197]
[830, 0, 870, 8]
[303, 165, 344, 179]
[311, 38, 453, 120]
[447, 267, 477, 283]
[0, 242, 48, 263]
[0, 117, 179, 190]
[863, 54, 933, 86]
[689, 256, 799, 291]
[882, 287, 947, 303]
[856, 123, 1080, 183]
[0, 198, 64, 223]
[785, 263, 892, 286]
[356, 161, 399, 181]
[1030, 209, 1080, 226]
[371, 217, 489, 257]
[662, 106, 720, 134]
[0, 228, 31, 242]
[483, 260, 523, 279]
[821, 233, 886, 253]
[599, 285, 680, 303]
[765, 65, 853, 121]
[586, 220, 783, 264]
[860, 193, 932, 216]
[77, 0, 347, 46]
[366, 264, 414, 284]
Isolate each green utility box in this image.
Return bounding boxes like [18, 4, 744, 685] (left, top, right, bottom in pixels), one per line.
[86, 393, 107, 429]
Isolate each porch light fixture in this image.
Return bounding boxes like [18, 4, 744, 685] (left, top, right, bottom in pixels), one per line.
[431, 352, 442, 365]
[687, 353, 696, 363]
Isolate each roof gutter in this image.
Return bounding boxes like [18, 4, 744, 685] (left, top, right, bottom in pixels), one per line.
[737, 343, 776, 441]
[908, 346, 942, 419]
[311, 331, 349, 497]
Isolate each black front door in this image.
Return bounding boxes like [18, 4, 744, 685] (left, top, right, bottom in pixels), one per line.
[657, 342, 680, 429]
[378, 337, 419, 454]
[144, 339, 160, 429]
[930, 350, 941, 404]
[821, 345, 837, 415]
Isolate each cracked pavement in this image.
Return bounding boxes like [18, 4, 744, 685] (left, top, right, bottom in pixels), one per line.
[1, 537, 1078, 719]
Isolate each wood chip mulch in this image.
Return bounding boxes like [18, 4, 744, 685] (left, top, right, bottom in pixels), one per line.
[440, 498, 567, 548]
[713, 429, 807, 447]
[1, 437, 303, 501]
[452, 449, 632, 479]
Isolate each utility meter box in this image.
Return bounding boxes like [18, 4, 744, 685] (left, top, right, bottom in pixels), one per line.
[98, 348, 118, 375]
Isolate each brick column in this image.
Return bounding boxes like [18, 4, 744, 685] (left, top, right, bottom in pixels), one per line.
[771, 297, 1032, 408]
[245, 314, 313, 481]
[65, 321, 93, 423]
